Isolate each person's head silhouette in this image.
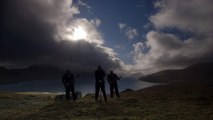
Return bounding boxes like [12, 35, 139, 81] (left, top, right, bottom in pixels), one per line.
[98, 65, 102, 70]
[66, 69, 70, 73]
[110, 71, 113, 74]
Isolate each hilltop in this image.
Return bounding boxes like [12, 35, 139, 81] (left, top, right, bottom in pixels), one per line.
[0, 84, 213, 120]
[140, 63, 213, 84]
[0, 65, 63, 84]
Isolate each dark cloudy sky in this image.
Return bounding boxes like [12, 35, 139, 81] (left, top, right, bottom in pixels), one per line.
[1, 0, 213, 75]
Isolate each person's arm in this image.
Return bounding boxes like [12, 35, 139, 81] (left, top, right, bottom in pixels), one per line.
[115, 74, 121, 80]
[115, 74, 119, 80]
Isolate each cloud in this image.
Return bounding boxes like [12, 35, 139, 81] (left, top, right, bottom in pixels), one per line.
[150, 0, 213, 36]
[132, 42, 145, 62]
[126, 0, 213, 75]
[90, 18, 101, 27]
[126, 28, 138, 40]
[76, 0, 91, 9]
[130, 31, 213, 74]
[118, 23, 127, 30]
[1, 0, 121, 74]
[57, 18, 104, 45]
[118, 23, 138, 40]
[74, 0, 93, 14]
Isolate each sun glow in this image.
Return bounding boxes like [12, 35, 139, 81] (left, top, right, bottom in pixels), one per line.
[64, 26, 88, 41]
[72, 26, 87, 41]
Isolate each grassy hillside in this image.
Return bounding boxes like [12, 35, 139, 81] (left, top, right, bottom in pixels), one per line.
[0, 85, 213, 120]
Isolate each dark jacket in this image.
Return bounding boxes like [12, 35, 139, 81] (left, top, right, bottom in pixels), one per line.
[62, 73, 74, 85]
[108, 73, 119, 84]
[95, 69, 105, 83]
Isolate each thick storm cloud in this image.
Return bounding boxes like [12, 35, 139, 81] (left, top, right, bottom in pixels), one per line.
[1, 0, 120, 73]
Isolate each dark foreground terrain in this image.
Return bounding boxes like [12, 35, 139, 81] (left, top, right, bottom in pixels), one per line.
[0, 84, 213, 120]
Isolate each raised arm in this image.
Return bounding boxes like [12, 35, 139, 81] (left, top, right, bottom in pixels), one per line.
[115, 74, 121, 80]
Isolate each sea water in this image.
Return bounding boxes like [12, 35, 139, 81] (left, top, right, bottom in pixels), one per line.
[0, 78, 159, 95]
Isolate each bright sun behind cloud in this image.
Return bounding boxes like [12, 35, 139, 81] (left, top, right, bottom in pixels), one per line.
[64, 26, 88, 41]
[72, 26, 87, 41]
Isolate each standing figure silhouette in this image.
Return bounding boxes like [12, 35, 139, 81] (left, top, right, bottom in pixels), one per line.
[94, 65, 107, 102]
[108, 71, 121, 98]
[62, 69, 76, 101]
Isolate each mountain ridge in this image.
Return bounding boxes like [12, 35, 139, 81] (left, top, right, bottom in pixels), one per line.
[140, 63, 213, 84]
[0, 65, 63, 84]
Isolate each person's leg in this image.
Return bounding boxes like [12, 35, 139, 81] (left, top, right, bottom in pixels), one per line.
[101, 83, 107, 101]
[115, 84, 120, 98]
[65, 86, 70, 99]
[71, 84, 75, 101]
[110, 84, 114, 98]
[95, 83, 100, 101]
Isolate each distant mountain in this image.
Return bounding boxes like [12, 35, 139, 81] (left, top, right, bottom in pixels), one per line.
[0, 65, 64, 84]
[129, 72, 144, 79]
[140, 63, 213, 84]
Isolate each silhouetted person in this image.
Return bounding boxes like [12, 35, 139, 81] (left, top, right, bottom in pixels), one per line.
[108, 71, 121, 98]
[62, 69, 76, 101]
[95, 65, 107, 101]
